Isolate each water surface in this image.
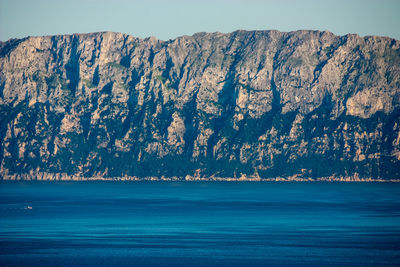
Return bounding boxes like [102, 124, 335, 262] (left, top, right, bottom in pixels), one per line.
[1, 181, 400, 266]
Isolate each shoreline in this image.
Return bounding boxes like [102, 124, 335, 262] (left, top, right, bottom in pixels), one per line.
[1, 173, 400, 182]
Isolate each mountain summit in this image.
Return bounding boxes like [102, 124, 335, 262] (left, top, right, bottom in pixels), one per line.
[1, 30, 399, 180]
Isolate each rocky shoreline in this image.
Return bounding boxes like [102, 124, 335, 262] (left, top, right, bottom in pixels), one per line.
[2, 173, 399, 182]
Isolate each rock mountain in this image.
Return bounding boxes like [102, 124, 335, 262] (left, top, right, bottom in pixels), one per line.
[1, 30, 400, 180]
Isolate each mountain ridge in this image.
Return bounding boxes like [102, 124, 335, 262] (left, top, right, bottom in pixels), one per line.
[1, 28, 397, 43]
[1, 30, 399, 180]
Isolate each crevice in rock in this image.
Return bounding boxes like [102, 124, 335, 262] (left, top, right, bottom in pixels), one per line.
[65, 35, 81, 98]
[182, 89, 199, 157]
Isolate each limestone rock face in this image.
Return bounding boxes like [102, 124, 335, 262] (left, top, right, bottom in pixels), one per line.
[0, 30, 399, 179]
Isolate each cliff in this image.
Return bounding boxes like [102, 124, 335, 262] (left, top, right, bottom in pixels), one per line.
[1, 30, 400, 180]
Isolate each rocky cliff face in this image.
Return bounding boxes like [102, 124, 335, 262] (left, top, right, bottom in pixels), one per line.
[1, 30, 400, 180]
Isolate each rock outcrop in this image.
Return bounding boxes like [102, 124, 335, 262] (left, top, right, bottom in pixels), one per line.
[1, 30, 399, 180]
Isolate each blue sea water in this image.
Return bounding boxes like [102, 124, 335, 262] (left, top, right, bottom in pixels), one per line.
[0, 181, 400, 266]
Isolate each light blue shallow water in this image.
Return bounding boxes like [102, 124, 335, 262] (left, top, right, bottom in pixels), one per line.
[0, 181, 400, 266]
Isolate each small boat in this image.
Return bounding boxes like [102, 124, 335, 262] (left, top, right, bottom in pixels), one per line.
[24, 205, 33, 210]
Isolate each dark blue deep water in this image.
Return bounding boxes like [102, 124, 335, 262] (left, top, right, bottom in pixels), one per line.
[1, 182, 400, 266]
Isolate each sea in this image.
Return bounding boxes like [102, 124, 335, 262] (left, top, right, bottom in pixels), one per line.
[0, 181, 399, 266]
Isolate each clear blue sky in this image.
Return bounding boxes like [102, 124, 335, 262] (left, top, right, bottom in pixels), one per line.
[1, 0, 399, 41]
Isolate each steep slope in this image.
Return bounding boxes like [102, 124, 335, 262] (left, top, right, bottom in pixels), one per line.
[1, 30, 399, 180]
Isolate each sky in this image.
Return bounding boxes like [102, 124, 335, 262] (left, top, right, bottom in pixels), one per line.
[0, 0, 399, 41]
